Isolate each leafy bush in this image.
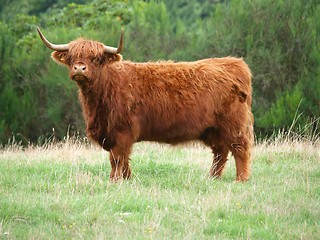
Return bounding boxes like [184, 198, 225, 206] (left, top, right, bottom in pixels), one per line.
[0, 0, 319, 143]
[191, 0, 320, 135]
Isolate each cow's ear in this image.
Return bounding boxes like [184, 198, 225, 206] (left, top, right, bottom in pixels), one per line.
[51, 51, 68, 66]
[105, 53, 122, 63]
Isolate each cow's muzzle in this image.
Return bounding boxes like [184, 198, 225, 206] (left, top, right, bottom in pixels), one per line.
[71, 64, 87, 81]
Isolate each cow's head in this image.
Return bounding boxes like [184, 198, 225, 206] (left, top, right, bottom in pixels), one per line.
[37, 27, 123, 82]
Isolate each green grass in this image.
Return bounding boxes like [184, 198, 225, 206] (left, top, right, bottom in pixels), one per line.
[0, 137, 319, 239]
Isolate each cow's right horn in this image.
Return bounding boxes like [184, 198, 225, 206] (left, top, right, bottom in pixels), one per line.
[37, 27, 70, 51]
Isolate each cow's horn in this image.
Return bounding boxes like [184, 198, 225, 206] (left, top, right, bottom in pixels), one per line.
[104, 28, 123, 54]
[37, 27, 70, 51]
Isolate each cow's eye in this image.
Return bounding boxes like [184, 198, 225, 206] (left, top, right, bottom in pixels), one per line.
[68, 57, 74, 65]
[93, 57, 100, 64]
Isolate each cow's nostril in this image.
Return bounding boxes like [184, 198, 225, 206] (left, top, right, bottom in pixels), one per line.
[82, 66, 86, 71]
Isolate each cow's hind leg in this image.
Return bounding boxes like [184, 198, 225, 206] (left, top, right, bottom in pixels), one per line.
[210, 145, 229, 179]
[201, 128, 230, 179]
[229, 134, 251, 182]
[230, 115, 254, 182]
[219, 102, 253, 181]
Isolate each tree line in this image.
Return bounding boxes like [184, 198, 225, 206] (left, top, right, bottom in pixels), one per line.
[0, 0, 319, 144]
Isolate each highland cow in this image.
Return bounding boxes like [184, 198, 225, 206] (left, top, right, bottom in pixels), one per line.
[37, 27, 254, 182]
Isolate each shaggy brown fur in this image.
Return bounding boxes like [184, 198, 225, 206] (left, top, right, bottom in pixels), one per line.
[48, 38, 254, 182]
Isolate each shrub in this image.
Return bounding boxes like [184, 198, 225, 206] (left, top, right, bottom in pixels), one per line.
[0, 0, 319, 143]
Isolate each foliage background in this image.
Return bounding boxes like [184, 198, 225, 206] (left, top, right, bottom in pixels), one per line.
[0, 0, 319, 143]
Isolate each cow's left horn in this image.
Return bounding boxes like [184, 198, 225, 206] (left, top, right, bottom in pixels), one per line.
[37, 27, 70, 51]
[104, 28, 123, 54]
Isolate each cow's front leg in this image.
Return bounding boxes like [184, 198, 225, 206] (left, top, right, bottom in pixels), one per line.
[108, 133, 134, 182]
[109, 148, 131, 181]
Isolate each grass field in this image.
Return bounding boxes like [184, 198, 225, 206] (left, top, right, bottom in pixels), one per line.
[0, 135, 319, 239]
